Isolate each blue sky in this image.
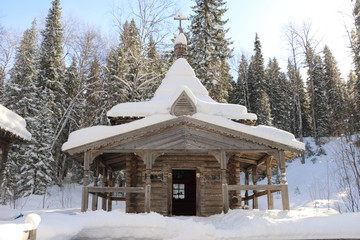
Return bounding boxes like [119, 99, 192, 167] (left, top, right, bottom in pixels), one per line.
[0, 0, 354, 77]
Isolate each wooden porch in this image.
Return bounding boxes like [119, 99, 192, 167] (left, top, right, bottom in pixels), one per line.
[79, 149, 290, 215]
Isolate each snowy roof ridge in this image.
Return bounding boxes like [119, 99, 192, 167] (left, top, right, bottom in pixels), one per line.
[107, 58, 257, 121]
[0, 104, 32, 141]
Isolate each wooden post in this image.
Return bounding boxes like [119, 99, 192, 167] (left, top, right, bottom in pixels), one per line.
[92, 159, 99, 211]
[245, 170, 249, 206]
[266, 157, 274, 210]
[107, 171, 113, 211]
[102, 167, 108, 211]
[145, 168, 151, 213]
[278, 150, 290, 210]
[81, 151, 91, 212]
[146, 152, 153, 213]
[220, 152, 229, 213]
[81, 186, 89, 212]
[0, 144, 10, 192]
[196, 170, 201, 216]
[252, 166, 258, 209]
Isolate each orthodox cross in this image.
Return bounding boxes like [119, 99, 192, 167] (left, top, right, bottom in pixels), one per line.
[174, 13, 189, 33]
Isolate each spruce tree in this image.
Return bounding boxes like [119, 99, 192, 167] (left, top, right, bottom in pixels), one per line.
[229, 54, 249, 108]
[346, 70, 358, 134]
[353, 0, 360, 131]
[265, 58, 291, 131]
[144, 35, 164, 99]
[38, 0, 67, 183]
[322, 45, 345, 136]
[287, 60, 312, 138]
[83, 57, 105, 126]
[247, 34, 272, 125]
[188, 0, 233, 103]
[2, 20, 54, 199]
[305, 47, 328, 139]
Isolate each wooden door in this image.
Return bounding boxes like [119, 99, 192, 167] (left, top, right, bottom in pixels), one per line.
[172, 169, 196, 216]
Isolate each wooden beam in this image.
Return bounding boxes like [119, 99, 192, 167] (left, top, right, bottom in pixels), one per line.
[228, 184, 285, 191]
[242, 190, 280, 201]
[87, 186, 145, 193]
[257, 154, 272, 166]
[102, 148, 274, 154]
[110, 197, 126, 201]
[232, 156, 257, 165]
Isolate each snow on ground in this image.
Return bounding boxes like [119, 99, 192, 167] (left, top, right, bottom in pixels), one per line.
[2, 136, 360, 239]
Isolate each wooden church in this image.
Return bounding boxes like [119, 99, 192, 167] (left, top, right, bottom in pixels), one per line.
[62, 28, 304, 216]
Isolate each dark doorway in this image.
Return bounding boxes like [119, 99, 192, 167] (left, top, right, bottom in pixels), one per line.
[172, 169, 196, 216]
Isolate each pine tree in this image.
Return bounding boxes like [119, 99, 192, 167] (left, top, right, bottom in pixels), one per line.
[39, 0, 66, 121]
[105, 45, 127, 109]
[229, 54, 249, 108]
[287, 60, 312, 138]
[122, 19, 146, 102]
[305, 47, 329, 139]
[247, 34, 272, 125]
[144, 35, 165, 99]
[2, 20, 54, 200]
[322, 45, 345, 136]
[265, 58, 292, 131]
[188, 0, 233, 103]
[38, 0, 67, 183]
[84, 57, 105, 126]
[346, 70, 358, 134]
[352, 0, 360, 131]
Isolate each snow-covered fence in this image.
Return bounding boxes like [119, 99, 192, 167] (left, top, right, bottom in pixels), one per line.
[23, 214, 41, 240]
[0, 214, 41, 240]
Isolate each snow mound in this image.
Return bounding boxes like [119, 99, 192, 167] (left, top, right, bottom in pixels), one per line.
[0, 104, 31, 141]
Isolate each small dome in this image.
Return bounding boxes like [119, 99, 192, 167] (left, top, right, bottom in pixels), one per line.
[174, 33, 187, 46]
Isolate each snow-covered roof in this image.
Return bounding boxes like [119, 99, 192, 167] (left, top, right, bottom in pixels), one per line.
[62, 113, 304, 152]
[107, 58, 257, 121]
[63, 58, 305, 153]
[0, 104, 31, 141]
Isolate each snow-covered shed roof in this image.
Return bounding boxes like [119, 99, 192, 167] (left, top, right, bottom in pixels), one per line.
[107, 58, 257, 121]
[0, 104, 31, 141]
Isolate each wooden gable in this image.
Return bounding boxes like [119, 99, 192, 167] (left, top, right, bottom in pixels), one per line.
[170, 91, 196, 116]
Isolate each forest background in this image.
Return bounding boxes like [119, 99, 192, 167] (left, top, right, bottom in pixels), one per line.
[0, 0, 359, 210]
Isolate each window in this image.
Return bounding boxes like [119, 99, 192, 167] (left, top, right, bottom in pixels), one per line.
[173, 184, 185, 199]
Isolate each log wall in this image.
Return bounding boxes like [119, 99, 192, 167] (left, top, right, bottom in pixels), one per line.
[125, 154, 238, 216]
